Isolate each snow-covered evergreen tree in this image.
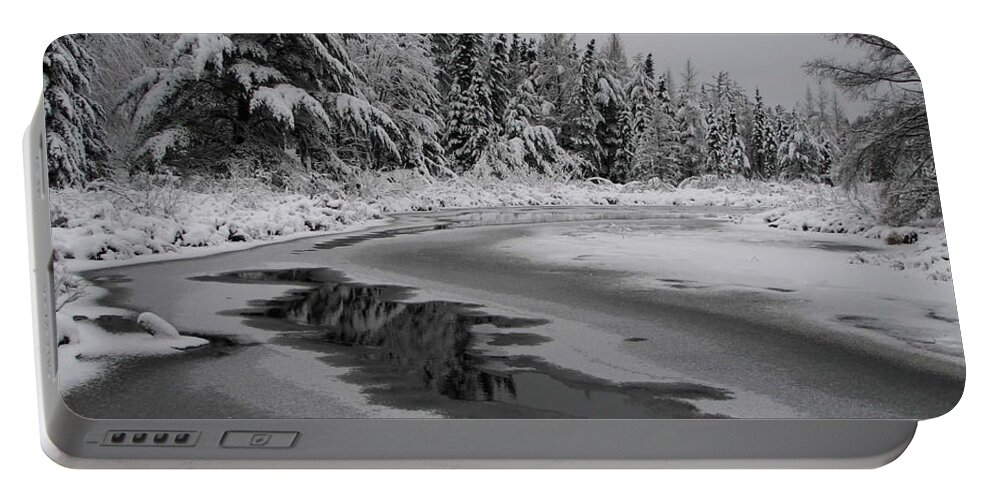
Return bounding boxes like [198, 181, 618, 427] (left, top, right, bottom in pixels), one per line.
[631, 74, 681, 182]
[477, 35, 568, 176]
[627, 54, 657, 141]
[445, 34, 495, 170]
[674, 60, 706, 176]
[725, 107, 750, 175]
[428, 34, 458, 99]
[562, 40, 603, 175]
[534, 34, 579, 138]
[601, 34, 632, 80]
[749, 89, 769, 177]
[703, 105, 727, 174]
[346, 34, 446, 174]
[777, 112, 828, 181]
[698, 71, 752, 177]
[488, 34, 511, 133]
[44, 35, 110, 188]
[121, 34, 403, 182]
[592, 42, 632, 181]
[80, 34, 173, 170]
[761, 105, 785, 178]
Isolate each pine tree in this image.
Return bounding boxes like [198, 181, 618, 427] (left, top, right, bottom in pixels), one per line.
[674, 61, 706, 177]
[657, 73, 675, 117]
[346, 34, 446, 174]
[509, 34, 524, 67]
[726, 107, 750, 175]
[488, 34, 511, 133]
[44, 35, 110, 188]
[627, 54, 657, 142]
[750, 89, 769, 177]
[631, 73, 681, 182]
[488, 40, 564, 175]
[562, 40, 603, 175]
[593, 43, 632, 182]
[121, 34, 402, 181]
[763, 105, 786, 178]
[428, 34, 458, 98]
[534, 34, 579, 138]
[445, 34, 495, 170]
[78, 34, 174, 168]
[601, 34, 631, 80]
[704, 105, 726, 174]
[777, 111, 827, 181]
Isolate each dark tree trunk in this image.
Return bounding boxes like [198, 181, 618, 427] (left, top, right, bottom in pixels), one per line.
[234, 98, 251, 144]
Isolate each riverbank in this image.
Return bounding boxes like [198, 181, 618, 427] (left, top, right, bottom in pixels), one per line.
[50, 174, 958, 410]
[51, 173, 950, 282]
[51, 173, 828, 264]
[59, 207, 963, 419]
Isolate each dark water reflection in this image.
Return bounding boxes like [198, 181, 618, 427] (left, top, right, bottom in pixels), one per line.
[194, 268, 729, 418]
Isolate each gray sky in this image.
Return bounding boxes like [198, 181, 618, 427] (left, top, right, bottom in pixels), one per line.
[571, 34, 870, 116]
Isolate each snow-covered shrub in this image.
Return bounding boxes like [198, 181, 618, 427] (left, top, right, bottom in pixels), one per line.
[53, 258, 88, 311]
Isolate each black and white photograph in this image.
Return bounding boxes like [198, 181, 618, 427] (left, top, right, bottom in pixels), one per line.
[43, 33, 963, 420]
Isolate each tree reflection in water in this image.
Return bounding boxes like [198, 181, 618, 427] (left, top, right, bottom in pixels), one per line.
[194, 267, 729, 418]
[196, 268, 548, 402]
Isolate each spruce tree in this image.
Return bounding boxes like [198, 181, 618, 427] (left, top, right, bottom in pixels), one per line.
[750, 89, 769, 177]
[44, 35, 110, 188]
[777, 111, 825, 181]
[763, 106, 786, 178]
[726, 107, 750, 176]
[627, 54, 657, 142]
[657, 73, 675, 117]
[496, 40, 563, 174]
[593, 43, 632, 181]
[428, 34, 458, 98]
[704, 105, 726, 174]
[445, 34, 495, 171]
[631, 73, 681, 182]
[534, 34, 579, 138]
[346, 34, 446, 174]
[601, 34, 631, 80]
[562, 40, 603, 175]
[488, 34, 511, 133]
[674, 60, 706, 177]
[121, 34, 402, 180]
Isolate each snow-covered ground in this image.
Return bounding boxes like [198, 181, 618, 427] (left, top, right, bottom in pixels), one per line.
[51, 173, 957, 395]
[55, 287, 208, 391]
[50, 173, 827, 263]
[755, 203, 952, 281]
[501, 219, 962, 363]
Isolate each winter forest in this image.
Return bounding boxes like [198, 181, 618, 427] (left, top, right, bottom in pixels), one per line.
[42, 32, 948, 287]
[43, 34, 963, 420]
[45, 33, 935, 217]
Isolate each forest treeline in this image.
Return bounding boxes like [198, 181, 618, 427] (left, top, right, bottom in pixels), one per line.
[42, 33, 937, 223]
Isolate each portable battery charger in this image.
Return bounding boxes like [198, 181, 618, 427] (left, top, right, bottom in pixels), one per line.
[26, 33, 963, 468]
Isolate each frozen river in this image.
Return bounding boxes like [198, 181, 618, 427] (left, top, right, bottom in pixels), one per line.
[62, 206, 965, 419]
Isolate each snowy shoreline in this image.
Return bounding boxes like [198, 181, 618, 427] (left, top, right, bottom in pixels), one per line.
[52, 176, 954, 394]
[54, 175, 952, 286]
[51, 175, 811, 267]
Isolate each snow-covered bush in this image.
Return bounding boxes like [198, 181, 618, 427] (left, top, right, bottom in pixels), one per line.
[52, 171, 833, 265]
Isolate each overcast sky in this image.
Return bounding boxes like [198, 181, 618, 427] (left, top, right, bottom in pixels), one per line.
[570, 34, 870, 115]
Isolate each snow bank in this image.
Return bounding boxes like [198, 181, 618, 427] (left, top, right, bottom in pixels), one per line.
[56, 295, 210, 391]
[51, 171, 952, 287]
[51, 173, 826, 264]
[501, 221, 963, 362]
[753, 203, 952, 281]
[136, 312, 180, 338]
